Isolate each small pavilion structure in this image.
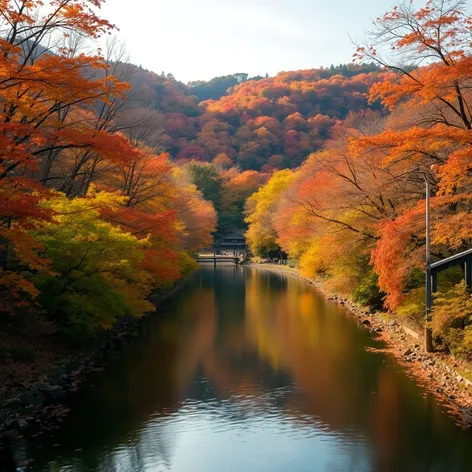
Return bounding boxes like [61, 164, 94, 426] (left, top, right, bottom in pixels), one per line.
[214, 230, 247, 256]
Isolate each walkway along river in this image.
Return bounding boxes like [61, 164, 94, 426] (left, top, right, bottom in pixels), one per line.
[9, 266, 472, 471]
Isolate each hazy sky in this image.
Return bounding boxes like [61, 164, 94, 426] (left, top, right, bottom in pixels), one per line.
[100, 0, 399, 83]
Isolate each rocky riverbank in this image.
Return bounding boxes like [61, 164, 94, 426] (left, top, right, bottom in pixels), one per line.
[252, 263, 472, 429]
[0, 278, 191, 439]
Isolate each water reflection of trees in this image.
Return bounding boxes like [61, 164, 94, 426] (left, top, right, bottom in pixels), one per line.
[179, 268, 472, 472]
[22, 266, 472, 472]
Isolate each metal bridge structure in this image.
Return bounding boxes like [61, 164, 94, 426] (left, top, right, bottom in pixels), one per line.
[430, 248, 472, 293]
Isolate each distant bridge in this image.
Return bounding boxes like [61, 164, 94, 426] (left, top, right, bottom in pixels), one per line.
[196, 254, 244, 264]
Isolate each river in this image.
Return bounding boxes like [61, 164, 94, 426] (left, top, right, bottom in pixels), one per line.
[10, 265, 472, 471]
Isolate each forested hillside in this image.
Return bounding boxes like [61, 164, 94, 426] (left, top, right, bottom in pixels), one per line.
[123, 63, 389, 171]
[112, 62, 391, 234]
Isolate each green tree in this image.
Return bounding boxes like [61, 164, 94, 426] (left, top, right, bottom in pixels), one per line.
[245, 170, 294, 256]
[32, 191, 153, 340]
[186, 162, 223, 222]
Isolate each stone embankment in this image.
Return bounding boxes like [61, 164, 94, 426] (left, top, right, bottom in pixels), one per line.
[252, 263, 472, 429]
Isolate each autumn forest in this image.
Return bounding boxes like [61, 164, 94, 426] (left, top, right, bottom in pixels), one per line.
[2, 0, 472, 368]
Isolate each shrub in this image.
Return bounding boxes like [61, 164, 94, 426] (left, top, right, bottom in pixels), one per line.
[431, 283, 472, 358]
[353, 270, 385, 309]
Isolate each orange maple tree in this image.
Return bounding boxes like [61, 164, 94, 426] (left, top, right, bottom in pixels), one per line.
[0, 1, 216, 317]
[350, 0, 472, 308]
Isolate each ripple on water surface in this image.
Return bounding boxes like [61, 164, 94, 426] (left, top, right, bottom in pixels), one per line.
[10, 266, 472, 472]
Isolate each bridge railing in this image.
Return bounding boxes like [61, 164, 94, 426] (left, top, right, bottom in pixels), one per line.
[430, 248, 472, 293]
[196, 253, 244, 264]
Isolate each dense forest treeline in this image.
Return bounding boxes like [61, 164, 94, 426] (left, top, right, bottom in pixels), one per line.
[93, 57, 387, 236]
[118, 62, 390, 233]
[245, 0, 472, 358]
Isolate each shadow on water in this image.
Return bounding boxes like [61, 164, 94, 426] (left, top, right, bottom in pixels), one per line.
[6, 265, 472, 471]
[0, 437, 17, 472]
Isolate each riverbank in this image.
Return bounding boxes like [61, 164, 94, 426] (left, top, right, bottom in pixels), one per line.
[251, 263, 472, 429]
[0, 277, 191, 438]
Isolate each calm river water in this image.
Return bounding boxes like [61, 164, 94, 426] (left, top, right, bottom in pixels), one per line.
[10, 266, 472, 471]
